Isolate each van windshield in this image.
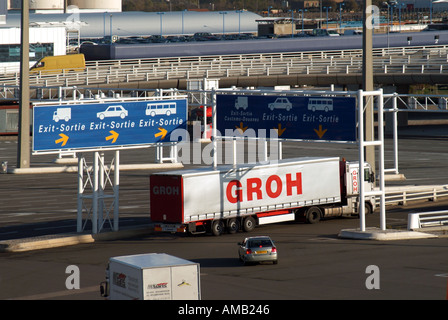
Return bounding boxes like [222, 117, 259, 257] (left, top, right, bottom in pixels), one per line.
[31, 60, 44, 70]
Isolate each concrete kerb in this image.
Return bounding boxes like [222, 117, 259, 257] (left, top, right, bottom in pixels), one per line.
[0, 225, 154, 253]
[338, 227, 438, 240]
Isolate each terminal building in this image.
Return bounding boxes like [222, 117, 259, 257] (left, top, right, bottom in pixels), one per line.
[0, 3, 261, 72]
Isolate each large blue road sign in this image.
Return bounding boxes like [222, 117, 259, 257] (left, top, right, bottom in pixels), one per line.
[216, 94, 357, 142]
[33, 99, 187, 153]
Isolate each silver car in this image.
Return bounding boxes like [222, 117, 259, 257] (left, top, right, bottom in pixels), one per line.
[238, 236, 278, 265]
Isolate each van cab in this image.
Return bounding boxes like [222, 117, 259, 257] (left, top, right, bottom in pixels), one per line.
[30, 54, 86, 74]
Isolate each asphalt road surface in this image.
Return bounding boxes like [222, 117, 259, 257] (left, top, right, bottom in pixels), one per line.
[0, 133, 447, 302]
[1, 201, 447, 301]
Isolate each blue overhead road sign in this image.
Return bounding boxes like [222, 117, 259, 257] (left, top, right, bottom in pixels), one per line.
[33, 99, 187, 153]
[216, 94, 357, 142]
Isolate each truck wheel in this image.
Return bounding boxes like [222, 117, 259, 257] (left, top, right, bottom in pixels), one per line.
[365, 203, 373, 215]
[242, 216, 256, 232]
[227, 219, 240, 234]
[211, 220, 224, 236]
[306, 206, 322, 224]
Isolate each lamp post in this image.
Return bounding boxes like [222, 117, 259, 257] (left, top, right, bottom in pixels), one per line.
[236, 10, 243, 34]
[290, 10, 294, 37]
[157, 12, 164, 36]
[18, 0, 30, 169]
[299, 9, 307, 34]
[219, 11, 227, 35]
[182, 9, 187, 35]
[110, 14, 113, 39]
[323, 6, 331, 29]
[339, 2, 345, 32]
[320, 0, 323, 28]
[430, 0, 433, 24]
[398, 3, 405, 32]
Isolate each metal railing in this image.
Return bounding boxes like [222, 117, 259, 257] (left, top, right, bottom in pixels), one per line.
[1, 45, 448, 88]
[384, 185, 448, 206]
[408, 210, 448, 230]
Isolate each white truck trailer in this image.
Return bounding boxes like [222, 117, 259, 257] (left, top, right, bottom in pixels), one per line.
[100, 253, 201, 300]
[149, 157, 376, 236]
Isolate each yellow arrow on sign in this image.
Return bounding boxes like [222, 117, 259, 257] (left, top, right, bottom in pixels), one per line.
[55, 133, 69, 147]
[274, 123, 286, 137]
[155, 127, 168, 140]
[314, 125, 328, 139]
[235, 122, 248, 134]
[106, 130, 119, 144]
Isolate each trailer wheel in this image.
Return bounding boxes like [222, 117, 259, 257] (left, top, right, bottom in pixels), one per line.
[306, 206, 322, 224]
[211, 220, 225, 236]
[242, 216, 256, 232]
[227, 218, 240, 234]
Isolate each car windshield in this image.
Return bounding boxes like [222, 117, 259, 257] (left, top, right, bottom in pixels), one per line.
[248, 239, 272, 247]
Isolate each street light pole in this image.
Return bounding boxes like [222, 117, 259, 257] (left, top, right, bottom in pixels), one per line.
[157, 12, 165, 36]
[299, 9, 307, 34]
[219, 11, 227, 35]
[18, 0, 30, 169]
[324, 6, 331, 29]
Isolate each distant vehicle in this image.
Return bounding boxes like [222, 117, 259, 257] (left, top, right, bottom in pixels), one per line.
[193, 32, 220, 41]
[30, 54, 85, 74]
[311, 29, 340, 37]
[53, 108, 71, 122]
[344, 30, 363, 36]
[97, 105, 128, 120]
[308, 98, 334, 112]
[146, 102, 177, 117]
[268, 97, 292, 111]
[238, 236, 278, 265]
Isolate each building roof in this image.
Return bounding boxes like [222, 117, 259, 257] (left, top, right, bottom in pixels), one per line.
[1, 10, 262, 38]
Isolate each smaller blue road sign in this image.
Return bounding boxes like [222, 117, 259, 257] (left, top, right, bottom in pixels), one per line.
[33, 99, 187, 153]
[216, 95, 357, 142]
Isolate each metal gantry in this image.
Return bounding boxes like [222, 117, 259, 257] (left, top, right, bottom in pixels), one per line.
[77, 151, 119, 234]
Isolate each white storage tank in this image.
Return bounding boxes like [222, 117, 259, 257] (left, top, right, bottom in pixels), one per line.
[69, 0, 121, 12]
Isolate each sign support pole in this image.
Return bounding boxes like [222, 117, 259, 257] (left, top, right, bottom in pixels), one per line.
[358, 89, 386, 232]
[358, 90, 366, 232]
[212, 88, 218, 169]
[92, 151, 99, 234]
[77, 153, 83, 233]
[114, 150, 120, 231]
[77, 152, 121, 234]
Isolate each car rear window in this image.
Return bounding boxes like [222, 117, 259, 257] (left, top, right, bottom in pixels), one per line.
[248, 239, 272, 247]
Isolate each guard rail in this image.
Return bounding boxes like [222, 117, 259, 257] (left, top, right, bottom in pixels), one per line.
[383, 185, 448, 206]
[1, 45, 448, 88]
[408, 210, 448, 230]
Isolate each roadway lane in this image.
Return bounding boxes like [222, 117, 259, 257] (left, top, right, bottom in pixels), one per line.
[1, 201, 447, 301]
[0, 133, 447, 240]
